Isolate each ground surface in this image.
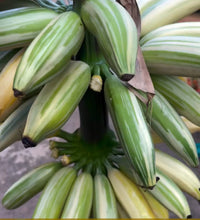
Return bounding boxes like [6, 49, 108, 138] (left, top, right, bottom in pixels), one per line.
[0, 109, 200, 218]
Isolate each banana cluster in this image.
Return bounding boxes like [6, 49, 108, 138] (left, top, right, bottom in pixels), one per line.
[0, 0, 200, 218]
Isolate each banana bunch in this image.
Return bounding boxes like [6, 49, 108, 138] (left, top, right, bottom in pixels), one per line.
[0, 0, 200, 218]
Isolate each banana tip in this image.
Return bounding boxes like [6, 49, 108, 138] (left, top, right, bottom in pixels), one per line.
[187, 215, 192, 219]
[22, 136, 37, 148]
[13, 88, 24, 98]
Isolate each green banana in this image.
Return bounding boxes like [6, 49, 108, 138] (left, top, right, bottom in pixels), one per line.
[139, 90, 199, 167]
[0, 97, 35, 152]
[0, 7, 58, 50]
[0, 49, 20, 72]
[140, 188, 169, 218]
[22, 61, 90, 147]
[140, 22, 200, 46]
[151, 75, 200, 127]
[2, 162, 62, 209]
[108, 167, 156, 218]
[104, 74, 156, 188]
[149, 168, 191, 219]
[81, 0, 138, 81]
[13, 11, 85, 97]
[61, 172, 93, 219]
[142, 36, 200, 77]
[93, 173, 118, 218]
[155, 150, 200, 201]
[33, 166, 76, 218]
[140, 0, 200, 36]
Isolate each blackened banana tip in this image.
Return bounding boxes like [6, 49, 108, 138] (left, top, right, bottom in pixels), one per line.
[156, 176, 160, 182]
[13, 88, 24, 98]
[187, 215, 192, 219]
[121, 73, 134, 81]
[22, 136, 37, 148]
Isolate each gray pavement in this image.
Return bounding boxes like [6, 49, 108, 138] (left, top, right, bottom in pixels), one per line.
[0, 109, 200, 218]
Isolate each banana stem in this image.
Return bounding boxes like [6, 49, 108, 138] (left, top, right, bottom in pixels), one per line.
[79, 88, 109, 144]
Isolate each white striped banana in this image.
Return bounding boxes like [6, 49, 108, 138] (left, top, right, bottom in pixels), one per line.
[22, 61, 90, 147]
[81, 0, 138, 80]
[13, 11, 85, 97]
[93, 173, 118, 218]
[61, 172, 93, 219]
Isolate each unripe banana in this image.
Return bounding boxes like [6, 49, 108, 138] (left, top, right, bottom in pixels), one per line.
[0, 48, 25, 122]
[155, 150, 200, 200]
[0, 97, 35, 152]
[93, 173, 118, 218]
[13, 11, 85, 97]
[104, 74, 156, 188]
[149, 168, 191, 219]
[33, 166, 76, 218]
[61, 172, 93, 219]
[81, 0, 138, 81]
[108, 167, 156, 218]
[139, 90, 199, 167]
[2, 162, 62, 209]
[0, 7, 58, 50]
[22, 61, 90, 147]
[140, 188, 169, 218]
[151, 75, 200, 127]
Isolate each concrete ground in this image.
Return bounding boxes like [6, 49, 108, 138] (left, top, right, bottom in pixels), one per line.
[0, 108, 200, 218]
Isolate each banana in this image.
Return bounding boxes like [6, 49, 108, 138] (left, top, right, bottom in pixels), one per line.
[0, 7, 58, 50]
[155, 150, 200, 200]
[140, 22, 200, 46]
[142, 36, 200, 77]
[13, 11, 85, 97]
[116, 201, 130, 219]
[108, 167, 156, 218]
[81, 0, 138, 81]
[139, 90, 199, 167]
[61, 172, 93, 219]
[0, 49, 20, 72]
[104, 74, 156, 188]
[0, 97, 35, 152]
[151, 75, 200, 126]
[149, 168, 191, 218]
[140, 0, 200, 36]
[22, 61, 90, 147]
[33, 166, 76, 218]
[2, 162, 62, 209]
[93, 173, 118, 218]
[140, 188, 169, 218]
[0, 48, 25, 122]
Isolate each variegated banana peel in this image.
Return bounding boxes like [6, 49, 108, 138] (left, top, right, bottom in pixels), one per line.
[104, 75, 156, 188]
[149, 169, 191, 219]
[0, 48, 24, 123]
[22, 61, 91, 147]
[155, 150, 200, 201]
[93, 173, 118, 218]
[0, 97, 35, 152]
[81, 0, 138, 80]
[2, 162, 62, 209]
[61, 172, 93, 219]
[151, 75, 200, 127]
[0, 7, 58, 50]
[139, 188, 169, 219]
[13, 11, 85, 97]
[139, 0, 200, 36]
[140, 22, 200, 46]
[142, 36, 200, 77]
[33, 166, 76, 218]
[139, 90, 199, 167]
[108, 167, 156, 218]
